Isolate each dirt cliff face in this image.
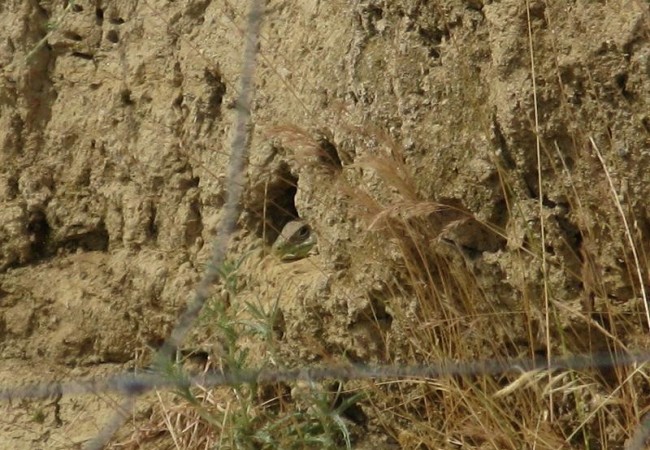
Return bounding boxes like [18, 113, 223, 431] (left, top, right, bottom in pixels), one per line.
[1, 0, 650, 448]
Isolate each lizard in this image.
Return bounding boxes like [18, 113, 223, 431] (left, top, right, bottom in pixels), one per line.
[272, 220, 317, 261]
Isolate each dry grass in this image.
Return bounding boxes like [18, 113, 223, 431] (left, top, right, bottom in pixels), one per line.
[112, 1, 650, 448]
[4, 1, 650, 449]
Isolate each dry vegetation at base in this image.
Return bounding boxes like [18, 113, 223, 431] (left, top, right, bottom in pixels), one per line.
[1, 0, 650, 449]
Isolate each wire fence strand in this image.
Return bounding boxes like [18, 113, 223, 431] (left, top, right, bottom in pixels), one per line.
[79, 1, 264, 447]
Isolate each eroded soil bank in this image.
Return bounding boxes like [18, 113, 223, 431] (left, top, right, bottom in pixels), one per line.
[1, 1, 650, 448]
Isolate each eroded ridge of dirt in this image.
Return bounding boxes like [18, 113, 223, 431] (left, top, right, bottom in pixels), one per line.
[1, 0, 650, 448]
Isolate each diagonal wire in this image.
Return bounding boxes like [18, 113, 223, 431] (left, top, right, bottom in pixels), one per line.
[84, 397, 136, 450]
[627, 411, 650, 450]
[154, 0, 264, 365]
[80, 1, 265, 448]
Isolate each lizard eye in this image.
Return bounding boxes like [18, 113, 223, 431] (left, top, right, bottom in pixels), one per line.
[297, 225, 310, 238]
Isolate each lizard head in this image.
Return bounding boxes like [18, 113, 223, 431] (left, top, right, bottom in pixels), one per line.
[272, 220, 316, 261]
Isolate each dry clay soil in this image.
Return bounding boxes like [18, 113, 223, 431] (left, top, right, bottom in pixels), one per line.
[1, 0, 650, 448]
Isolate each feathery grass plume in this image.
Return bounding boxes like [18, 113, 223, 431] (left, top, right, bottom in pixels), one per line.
[266, 124, 343, 173]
